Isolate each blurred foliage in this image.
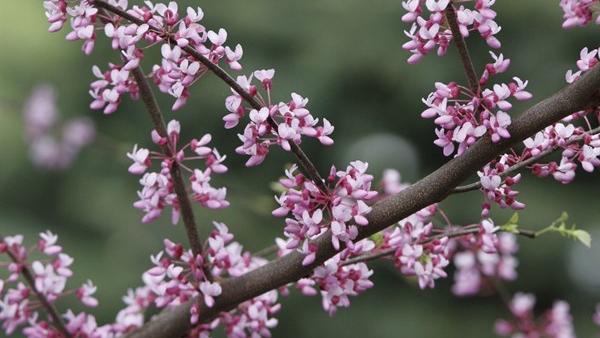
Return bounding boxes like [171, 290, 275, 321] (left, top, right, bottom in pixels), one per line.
[1, 1, 599, 337]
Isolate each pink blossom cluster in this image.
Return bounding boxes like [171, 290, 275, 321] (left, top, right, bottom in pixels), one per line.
[45, 1, 244, 113]
[123, 1, 243, 111]
[127, 119, 229, 224]
[301, 256, 374, 316]
[23, 85, 96, 170]
[286, 237, 376, 315]
[513, 47, 600, 183]
[89, 63, 141, 114]
[495, 293, 575, 338]
[452, 231, 518, 296]
[384, 205, 450, 289]
[355, 170, 450, 289]
[565, 47, 600, 84]
[0, 232, 102, 337]
[401, 0, 502, 64]
[64, 0, 100, 55]
[478, 154, 525, 215]
[138, 222, 280, 337]
[560, 0, 600, 28]
[421, 53, 532, 157]
[524, 122, 600, 184]
[223, 71, 334, 167]
[502, 44, 600, 185]
[272, 161, 377, 266]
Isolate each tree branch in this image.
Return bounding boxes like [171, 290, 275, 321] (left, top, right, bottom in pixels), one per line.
[452, 125, 600, 193]
[131, 67, 203, 256]
[341, 225, 538, 267]
[445, 3, 480, 94]
[94, 0, 329, 194]
[124, 48, 600, 338]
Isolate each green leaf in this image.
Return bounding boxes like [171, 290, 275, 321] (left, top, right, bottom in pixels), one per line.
[507, 212, 519, 225]
[500, 213, 520, 234]
[370, 232, 384, 247]
[500, 223, 519, 234]
[534, 212, 592, 248]
[270, 182, 286, 194]
[572, 229, 592, 248]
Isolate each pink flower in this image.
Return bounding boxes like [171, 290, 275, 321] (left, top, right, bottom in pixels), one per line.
[312, 257, 374, 315]
[225, 44, 244, 70]
[560, 0, 598, 28]
[43, 0, 68, 32]
[76, 280, 99, 307]
[594, 304, 600, 326]
[199, 281, 222, 308]
[37, 231, 62, 256]
[254, 69, 275, 90]
[127, 145, 151, 174]
[486, 111, 512, 143]
[65, 1, 98, 55]
[207, 28, 228, 46]
[511, 292, 535, 317]
[89, 64, 139, 114]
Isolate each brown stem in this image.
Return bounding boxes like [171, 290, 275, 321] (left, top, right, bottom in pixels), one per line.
[124, 63, 600, 338]
[452, 125, 600, 193]
[445, 3, 480, 94]
[94, 0, 329, 194]
[130, 67, 203, 256]
[342, 225, 538, 266]
[3, 247, 72, 338]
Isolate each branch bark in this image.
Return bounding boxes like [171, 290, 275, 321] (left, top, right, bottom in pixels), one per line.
[124, 51, 600, 338]
[445, 3, 480, 94]
[131, 67, 203, 256]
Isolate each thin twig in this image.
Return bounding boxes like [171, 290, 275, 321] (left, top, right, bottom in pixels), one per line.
[131, 67, 203, 256]
[452, 125, 600, 193]
[341, 225, 537, 267]
[253, 244, 279, 258]
[94, 0, 329, 194]
[445, 3, 480, 94]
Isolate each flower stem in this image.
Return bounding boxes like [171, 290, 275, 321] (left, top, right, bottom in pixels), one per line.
[130, 67, 203, 257]
[445, 3, 480, 94]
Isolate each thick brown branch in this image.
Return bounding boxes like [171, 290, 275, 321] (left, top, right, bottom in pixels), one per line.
[125, 48, 600, 338]
[94, 0, 328, 194]
[131, 67, 203, 256]
[445, 3, 480, 94]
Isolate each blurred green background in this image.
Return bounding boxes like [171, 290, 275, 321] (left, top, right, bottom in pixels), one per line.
[1, 1, 600, 337]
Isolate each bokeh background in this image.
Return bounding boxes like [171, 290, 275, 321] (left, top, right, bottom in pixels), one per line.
[1, 1, 600, 337]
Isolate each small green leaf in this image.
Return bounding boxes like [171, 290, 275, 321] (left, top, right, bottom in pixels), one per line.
[572, 229, 592, 248]
[500, 213, 520, 234]
[270, 182, 286, 194]
[370, 232, 384, 247]
[500, 223, 519, 234]
[507, 212, 519, 225]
